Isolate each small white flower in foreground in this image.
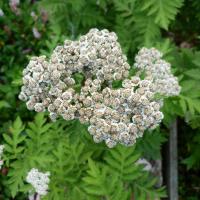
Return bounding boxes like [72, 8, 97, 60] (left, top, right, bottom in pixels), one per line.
[26, 168, 50, 196]
[30, 11, 36, 18]
[32, 27, 41, 39]
[0, 8, 4, 17]
[0, 145, 4, 169]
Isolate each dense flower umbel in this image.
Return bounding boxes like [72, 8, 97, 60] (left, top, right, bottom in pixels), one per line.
[0, 145, 4, 169]
[26, 168, 50, 196]
[135, 47, 181, 96]
[19, 29, 180, 148]
[83, 77, 163, 147]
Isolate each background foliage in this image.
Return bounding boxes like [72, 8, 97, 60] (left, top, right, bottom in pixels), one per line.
[0, 0, 200, 199]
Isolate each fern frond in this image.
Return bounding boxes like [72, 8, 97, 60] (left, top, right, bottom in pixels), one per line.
[113, 0, 137, 23]
[3, 117, 25, 161]
[140, 0, 184, 29]
[136, 130, 167, 160]
[82, 159, 129, 199]
[83, 159, 110, 196]
[133, 172, 167, 200]
[6, 158, 30, 197]
[25, 113, 53, 156]
[104, 145, 141, 181]
[133, 14, 161, 47]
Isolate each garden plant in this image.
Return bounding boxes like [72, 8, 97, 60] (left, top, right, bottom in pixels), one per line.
[0, 0, 200, 200]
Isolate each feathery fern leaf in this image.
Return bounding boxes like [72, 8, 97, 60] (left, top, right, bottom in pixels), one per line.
[83, 159, 129, 199]
[3, 116, 25, 161]
[133, 14, 161, 47]
[133, 172, 166, 200]
[6, 158, 30, 198]
[104, 145, 141, 181]
[136, 130, 167, 160]
[113, 0, 137, 24]
[141, 0, 184, 29]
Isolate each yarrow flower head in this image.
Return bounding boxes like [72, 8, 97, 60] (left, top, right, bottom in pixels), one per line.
[135, 47, 181, 97]
[26, 168, 50, 196]
[0, 145, 4, 169]
[19, 28, 181, 148]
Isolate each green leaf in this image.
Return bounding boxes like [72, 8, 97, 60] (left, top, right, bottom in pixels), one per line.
[136, 129, 167, 160]
[3, 116, 25, 160]
[0, 100, 11, 109]
[6, 159, 29, 197]
[82, 159, 129, 199]
[133, 15, 161, 46]
[141, 0, 184, 29]
[184, 69, 200, 80]
[133, 172, 166, 199]
[104, 145, 141, 181]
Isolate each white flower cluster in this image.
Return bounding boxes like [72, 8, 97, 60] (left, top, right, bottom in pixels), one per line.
[19, 29, 180, 148]
[19, 29, 129, 122]
[28, 193, 40, 200]
[83, 77, 163, 148]
[26, 168, 50, 196]
[51, 28, 130, 81]
[0, 145, 4, 169]
[135, 47, 181, 96]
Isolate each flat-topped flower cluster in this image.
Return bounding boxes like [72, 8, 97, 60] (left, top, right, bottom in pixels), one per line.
[135, 47, 181, 96]
[26, 168, 50, 196]
[19, 28, 180, 148]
